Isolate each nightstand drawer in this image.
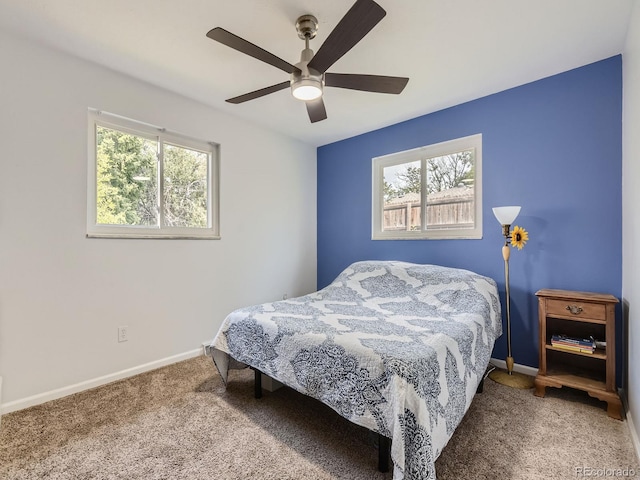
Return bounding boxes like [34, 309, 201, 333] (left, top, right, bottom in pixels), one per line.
[545, 299, 606, 321]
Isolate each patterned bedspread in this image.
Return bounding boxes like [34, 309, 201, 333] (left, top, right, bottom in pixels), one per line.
[210, 261, 501, 480]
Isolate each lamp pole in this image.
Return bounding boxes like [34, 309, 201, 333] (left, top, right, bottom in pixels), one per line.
[502, 236, 514, 375]
[490, 206, 533, 389]
[493, 206, 521, 375]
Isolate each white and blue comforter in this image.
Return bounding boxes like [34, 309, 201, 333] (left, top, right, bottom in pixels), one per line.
[210, 261, 501, 480]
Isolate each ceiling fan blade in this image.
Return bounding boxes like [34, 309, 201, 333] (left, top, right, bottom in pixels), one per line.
[325, 73, 409, 94]
[206, 27, 300, 75]
[226, 81, 290, 104]
[306, 98, 327, 123]
[307, 0, 386, 74]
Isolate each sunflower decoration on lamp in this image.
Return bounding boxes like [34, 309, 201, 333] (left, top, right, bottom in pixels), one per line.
[488, 206, 534, 389]
[511, 225, 529, 251]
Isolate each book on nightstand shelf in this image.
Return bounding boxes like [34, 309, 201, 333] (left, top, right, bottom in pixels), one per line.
[551, 334, 596, 354]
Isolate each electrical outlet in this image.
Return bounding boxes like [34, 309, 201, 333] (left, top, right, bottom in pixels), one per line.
[282, 293, 288, 300]
[118, 326, 128, 343]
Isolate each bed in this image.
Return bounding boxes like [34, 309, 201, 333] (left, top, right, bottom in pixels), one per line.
[209, 260, 501, 480]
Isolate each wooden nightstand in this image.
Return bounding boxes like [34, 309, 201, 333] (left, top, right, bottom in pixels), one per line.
[534, 289, 621, 420]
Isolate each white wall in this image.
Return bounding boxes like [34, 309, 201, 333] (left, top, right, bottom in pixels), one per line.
[624, 0, 640, 450]
[0, 29, 317, 411]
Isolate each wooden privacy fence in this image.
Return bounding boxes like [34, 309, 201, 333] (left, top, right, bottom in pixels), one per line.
[383, 189, 474, 231]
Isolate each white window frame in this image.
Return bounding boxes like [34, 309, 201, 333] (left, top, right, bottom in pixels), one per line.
[87, 109, 220, 239]
[372, 134, 482, 240]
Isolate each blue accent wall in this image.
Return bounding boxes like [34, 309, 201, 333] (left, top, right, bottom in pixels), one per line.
[317, 56, 622, 373]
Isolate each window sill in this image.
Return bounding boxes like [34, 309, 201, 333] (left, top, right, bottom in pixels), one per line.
[86, 232, 221, 240]
[372, 231, 482, 240]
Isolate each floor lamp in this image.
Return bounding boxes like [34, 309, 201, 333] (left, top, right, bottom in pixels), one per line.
[488, 206, 534, 389]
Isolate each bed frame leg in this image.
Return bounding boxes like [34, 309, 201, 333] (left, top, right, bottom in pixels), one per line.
[252, 368, 262, 399]
[378, 433, 390, 473]
[476, 377, 484, 394]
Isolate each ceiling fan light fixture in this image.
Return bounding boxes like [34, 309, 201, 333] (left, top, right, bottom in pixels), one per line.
[291, 79, 323, 101]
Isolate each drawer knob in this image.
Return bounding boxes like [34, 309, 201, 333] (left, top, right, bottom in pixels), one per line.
[566, 304, 583, 315]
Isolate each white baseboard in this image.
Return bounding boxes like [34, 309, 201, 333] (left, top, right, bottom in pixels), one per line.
[489, 357, 539, 377]
[1, 348, 202, 415]
[627, 411, 640, 461]
[620, 394, 640, 462]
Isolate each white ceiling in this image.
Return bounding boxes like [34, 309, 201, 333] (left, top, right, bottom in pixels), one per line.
[0, 0, 633, 147]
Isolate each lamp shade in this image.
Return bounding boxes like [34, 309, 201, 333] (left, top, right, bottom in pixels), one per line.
[492, 206, 521, 225]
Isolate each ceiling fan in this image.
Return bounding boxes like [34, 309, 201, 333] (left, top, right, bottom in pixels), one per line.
[205, 0, 409, 123]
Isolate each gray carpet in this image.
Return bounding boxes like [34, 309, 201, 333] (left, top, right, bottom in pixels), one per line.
[1, 356, 638, 479]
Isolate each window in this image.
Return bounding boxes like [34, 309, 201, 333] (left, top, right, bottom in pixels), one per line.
[372, 134, 482, 240]
[87, 110, 220, 239]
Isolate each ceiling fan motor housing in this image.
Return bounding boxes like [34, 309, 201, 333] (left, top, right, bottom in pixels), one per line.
[290, 58, 323, 101]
